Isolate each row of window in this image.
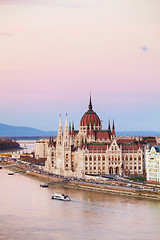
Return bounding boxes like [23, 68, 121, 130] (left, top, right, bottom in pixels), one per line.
[85, 155, 122, 161]
[123, 156, 141, 160]
[85, 166, 105, 170]
[85, 161, 105, 165]
[85, 155, 106, 161]
[125, 166, 141, 170]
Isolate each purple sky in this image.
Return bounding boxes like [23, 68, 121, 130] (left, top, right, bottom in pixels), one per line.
[0, 0, 160, 132]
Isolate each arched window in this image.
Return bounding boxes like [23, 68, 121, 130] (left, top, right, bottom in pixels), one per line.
[98, 155, 101, 161]
[102, 155, 105, 161]
[85, 156, 88, 161]
[116, 167, 119, 175]
[89, 155, 92, 161]
[109, 167, 113, 174]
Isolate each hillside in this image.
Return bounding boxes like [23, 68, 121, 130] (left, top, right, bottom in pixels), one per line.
[0, 123, 57, 137]
[0, 137, 20, 150]
[0, 123, 159, 137]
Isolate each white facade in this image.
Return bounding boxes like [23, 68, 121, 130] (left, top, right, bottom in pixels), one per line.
[145, 145, 160, 183]
[35, 139, 49, 159]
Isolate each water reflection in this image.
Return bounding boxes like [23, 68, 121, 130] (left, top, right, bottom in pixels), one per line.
[0, 168, 160, 240]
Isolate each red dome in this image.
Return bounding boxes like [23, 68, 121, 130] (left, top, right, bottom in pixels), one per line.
[80, 96, 102, 128]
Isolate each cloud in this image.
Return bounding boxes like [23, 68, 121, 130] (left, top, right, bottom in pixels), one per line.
[0, 32, 13, 37]
[0, 0, 84, 8]
[140, 46, 149, 52]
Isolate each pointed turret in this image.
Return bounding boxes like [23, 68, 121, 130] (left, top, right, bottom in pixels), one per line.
[72, 122, 75, 136]
[69, 122, 71, 135]
[112, 119, 115, 137]
[108, 120, 111, 132]
[49, 136, 51, 146]
[56, 114, 63, 146]
[64, 113, 68, 131]
[63, 113, 69, 148]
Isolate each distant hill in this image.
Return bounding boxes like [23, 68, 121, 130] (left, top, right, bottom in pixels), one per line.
[0, 123, 57, 137]
[0, 123, 160, 138]
[116, 131, 160, 137]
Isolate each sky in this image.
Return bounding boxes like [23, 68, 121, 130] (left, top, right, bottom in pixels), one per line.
[0, 0, 160, 132]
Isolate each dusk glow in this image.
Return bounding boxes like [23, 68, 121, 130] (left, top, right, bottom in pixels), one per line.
[0, 0, 160, 131]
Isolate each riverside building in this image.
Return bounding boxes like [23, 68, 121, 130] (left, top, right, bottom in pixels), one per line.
[35, 139, 49, 160]
[44, 96, 146, 178]
[145, 145, 160, 183]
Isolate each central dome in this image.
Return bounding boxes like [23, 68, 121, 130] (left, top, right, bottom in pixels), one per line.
[80, 96, 102, 129]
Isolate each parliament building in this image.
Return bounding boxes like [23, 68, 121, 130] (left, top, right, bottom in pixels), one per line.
[45, 96, 153, 178]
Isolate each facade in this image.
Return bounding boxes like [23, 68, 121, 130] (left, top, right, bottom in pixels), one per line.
[35, 139, 49, 159]
[45, 96, 146, 178]
[145, 145, 160, 183]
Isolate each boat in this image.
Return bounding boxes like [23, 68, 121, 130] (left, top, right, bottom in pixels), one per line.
[40, 183, 49, 188]
[8, 172, 14, 175]
[51, 193, 71, 201]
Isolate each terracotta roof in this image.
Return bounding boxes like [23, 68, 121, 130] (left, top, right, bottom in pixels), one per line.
[117, 139, 135, 144]
[87, 143, 108, 151]
[121, 144, 140, 151]
[95, 130, 110, 140]
[80, 109, 101, 128]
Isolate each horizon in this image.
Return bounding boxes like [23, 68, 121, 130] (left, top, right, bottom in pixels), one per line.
[0, 0, 160, 132]
[0, 122, 160, 134]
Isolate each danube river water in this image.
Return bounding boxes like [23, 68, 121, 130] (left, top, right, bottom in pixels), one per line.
[0, 168, 160, 240]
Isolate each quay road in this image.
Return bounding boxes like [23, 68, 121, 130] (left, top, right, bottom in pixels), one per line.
[1, 157, 160, 193]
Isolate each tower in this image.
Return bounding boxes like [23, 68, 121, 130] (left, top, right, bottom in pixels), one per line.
[63, 114, 70, 149]
[112, 119, 116, 137]
[108, 120, 111, 132]
[56, 114, 63, 147]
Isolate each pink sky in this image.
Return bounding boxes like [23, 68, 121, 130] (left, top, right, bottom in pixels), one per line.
[0, 0, 160, 131]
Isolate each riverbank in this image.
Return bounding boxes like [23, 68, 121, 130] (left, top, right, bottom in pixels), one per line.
[1, 160, 160, 200]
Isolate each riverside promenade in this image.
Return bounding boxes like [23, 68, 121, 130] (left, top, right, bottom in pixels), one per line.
[1, 158, 160, 200]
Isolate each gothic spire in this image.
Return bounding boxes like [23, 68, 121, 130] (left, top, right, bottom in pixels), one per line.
[63, 113, 69, 148]
[72, 121, 74, 131]
[112, 119, 115, 136]
[64, 113, 68, 130]
[56, 114, 63, 147]
[69, 122, 71, 135]
[108, 119, 111, 132]
[88, 93, 93, 111]
[58, 114, 62, 129]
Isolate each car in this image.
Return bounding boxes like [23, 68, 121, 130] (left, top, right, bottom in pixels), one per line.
[126, 184, 131, 187]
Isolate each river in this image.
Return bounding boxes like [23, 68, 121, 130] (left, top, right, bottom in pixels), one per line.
[0, 168, 160, 240]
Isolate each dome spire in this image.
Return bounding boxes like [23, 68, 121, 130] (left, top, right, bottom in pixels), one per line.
[88, 92, 93, 111]
[108, 119, 111, 132]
